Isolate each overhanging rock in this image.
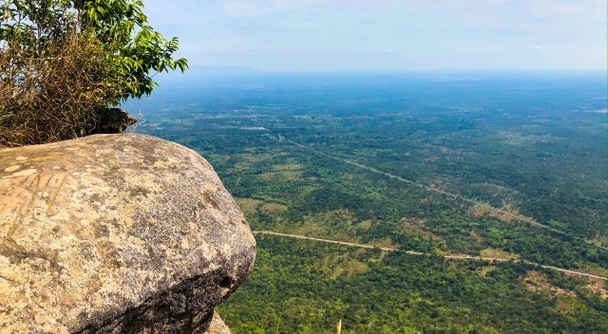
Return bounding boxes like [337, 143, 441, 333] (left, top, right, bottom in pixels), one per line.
[0, 134, 255, 333]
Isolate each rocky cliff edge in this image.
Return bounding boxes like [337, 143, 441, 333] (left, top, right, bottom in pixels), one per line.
[0, 134, 255, 333]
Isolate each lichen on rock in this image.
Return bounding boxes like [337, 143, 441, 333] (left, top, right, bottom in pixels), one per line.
[0, 134, 255, 333]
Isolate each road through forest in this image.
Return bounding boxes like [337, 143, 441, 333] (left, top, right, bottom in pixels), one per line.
[285, 140, 608, 252]
[254, 230, 607, 281]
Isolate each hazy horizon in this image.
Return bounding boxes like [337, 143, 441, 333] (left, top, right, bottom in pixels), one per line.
[151, 66, 608, 87]
[143, 0, 607, 72]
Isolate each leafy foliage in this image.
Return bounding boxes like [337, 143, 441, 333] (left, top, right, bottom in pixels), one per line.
[0, 0, 187, 145]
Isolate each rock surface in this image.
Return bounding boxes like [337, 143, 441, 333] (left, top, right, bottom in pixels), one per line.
[92, 108, 138, 134]
[0, 134, 256, 333]
[203, 312, 231, 334]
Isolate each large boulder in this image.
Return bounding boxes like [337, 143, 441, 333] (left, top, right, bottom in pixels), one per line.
[0, 134, 255, 333]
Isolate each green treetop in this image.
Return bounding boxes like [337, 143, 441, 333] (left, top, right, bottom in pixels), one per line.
[0, 0, 188, 145]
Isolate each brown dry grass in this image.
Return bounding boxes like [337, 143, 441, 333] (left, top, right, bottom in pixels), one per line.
[368, 237, 396, 249]
[468, 203, 524, 223]
[479, 248, 520, 260]
[280, 170, 303, 180]
[476, 266, 496, 277]
[586, 279, 607, 299]
[258, 170, 303, 181]
[345, 261, 369, 276]
[0, 29, 122, 146]
[578, 263, 608, 278]
[401, 217, 428, 229]
[262, 203, 289, 214]
[356, 220, 373, 230]
[522, 271, 576, 298]
[555, 298, 576, 314]
[400, 217, 448, 250]
[235, 198, 264, 216]
[272, 163, 303, 171]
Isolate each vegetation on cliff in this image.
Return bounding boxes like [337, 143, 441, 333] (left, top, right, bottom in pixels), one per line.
[0, 0, 187, 146]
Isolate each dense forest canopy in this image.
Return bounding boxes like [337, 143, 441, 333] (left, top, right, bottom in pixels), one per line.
[125, 72, 608, 333]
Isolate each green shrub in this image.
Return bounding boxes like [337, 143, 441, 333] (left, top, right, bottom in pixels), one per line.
[0, 0, 187, 146]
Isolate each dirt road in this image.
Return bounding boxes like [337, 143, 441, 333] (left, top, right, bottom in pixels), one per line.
[286, 140, 608, 252]
[254, 230, 607, 281]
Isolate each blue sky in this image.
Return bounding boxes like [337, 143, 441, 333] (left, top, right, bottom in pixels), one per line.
[142, 0, 607, 72]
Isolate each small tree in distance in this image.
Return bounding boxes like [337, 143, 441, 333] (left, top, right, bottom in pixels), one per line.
[0, 0, 188, 146]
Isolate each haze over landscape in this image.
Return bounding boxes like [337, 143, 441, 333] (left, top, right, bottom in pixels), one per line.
[123, 1, 608, 333]
[3, 0, 607, 332]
